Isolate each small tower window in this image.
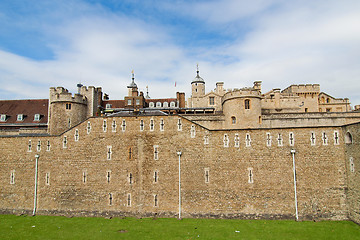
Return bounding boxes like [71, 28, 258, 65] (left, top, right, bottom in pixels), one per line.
[140, 119, 144, 131]
[87, 121, 91, 134]
[127, 193, 131, 207]
[345, 132, 353, 144]
[350, 157, 355, 173]
[129, 173, 133, 184]
[289, 132, 295, 146]
[150, 119, 154, 131]
[10, 170, 15, 184]
[83, 171, 87, 183]
[46, 140, 51, 151]
[231, 116, 236, 124]
[28, 140, 32, 152]
[190, 125, 196, 138]
[103, 120, 107, 132]
[74, 129, 79, 141]
[248, 168, 254, 183]
[245, 133, 251, 147]
[37, 140, 41, 152]
[177, 118, 182, 131]
[128, 147, 133, 160]
[204, 168, 209, 183]
[322, 132, 328, 145]
[68, 118, 71, 128]
[277, 134, 283, 146]
[204, 135, 209, 145]
[234, 134, 240, 148]
[122, 119, 126, 132]
[45, 172, 50, 186]
[160, 119, 165, 131]
[310, 132, 316, 146]
[109, 193, 113, 206]
[66, 103, 71, 110]
[154, 170, 158, 183]
[266, 133, 272, 147]
[112, 120, 117, 132]
[154, 145, 159, 160]
[154, 195, 158, 207]
[63, 136, 67, 148]
[223, 134, 229, 147]
[106, 171, 111, 183]
[334, 131, 339, 145]
[107, 146, 112, 160]
[245, 99, 250, 109]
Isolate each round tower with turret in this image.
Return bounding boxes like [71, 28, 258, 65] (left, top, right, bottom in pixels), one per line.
[191, 65, 205, 98]
[222, 82, 262, 129]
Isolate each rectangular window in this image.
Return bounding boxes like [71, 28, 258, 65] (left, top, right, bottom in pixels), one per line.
[223, 134, 229, 147]
[160, 119, 165, 131]
[0, 114, 6, 122]
[127, 99, 132, 105]
[109, 193, 113, 206]
[204, 168, 209, 183]
[28, 140, 32, 152]
[107, 146, 112, 160]
[128, 147, 133, 160]
[334, 131, 339, 145]
[112, 120, 117, 132]
[10, 170, 15, 184]
[322, 132, 328, 145]
[245, 133, 251, 147]
[103, 120, 107, 132]
[154, 194, 158, 207]
[74, 129, 79, 141]
[66, 103, 71, 110]
[122, 119, 126, 132]
[37, 140, 41, 152]
[136, 99, 140, 105]
[68, 118, 71, 128]
[277, 134, 283, 146]
[248, 168, 254, 183]
[17, 114, 24, 121]
[87, 121, 91, 134]
[106, 171, 111, 183]
[46, 140, 51, 151]
[154, 145, 159, 160]
[310, 132, 316, 146]
[106, 104, 112, 109]
[190, 125, 196, 138]
[45, 172, 50, 186]
[140, 119, 144, 131]
[209, 97, 215, 105]
[350, 157, 355, 173]
[234, 134, 240, 148]
[177, 118, 182, 131]
[204, 135, 209, 145]
[63, 136, 67, 148]
[154, 170, 158, 183]
[127, 193, 131, 207]
[289, 132, 295, 146]
[34, 114, 40, 121]
[128, 173, 133, 184]
[266, 133, 272, 147]
[150, 119, 154, 131]
[83, 171, 87, 183]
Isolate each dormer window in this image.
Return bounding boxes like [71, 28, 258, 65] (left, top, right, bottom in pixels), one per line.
[149, 102, 154, 108]
[106, 104, 112, 109]
[156, 102, 162, 108]
[34, 114, 40, 121]
[170, 102, 176, 108]
[17, 114, 24, 121]
[0, 114, 6, 122]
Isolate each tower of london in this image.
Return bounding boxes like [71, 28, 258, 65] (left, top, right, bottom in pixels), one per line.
[0, 69, 359, 223]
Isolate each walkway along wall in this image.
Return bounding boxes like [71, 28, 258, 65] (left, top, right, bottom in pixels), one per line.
[0, 115, 350, 220]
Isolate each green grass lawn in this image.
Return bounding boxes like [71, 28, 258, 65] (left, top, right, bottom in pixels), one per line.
[0, 215, 359, 240]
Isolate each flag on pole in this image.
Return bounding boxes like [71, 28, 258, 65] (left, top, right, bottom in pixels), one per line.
[175, 81, 177, 87]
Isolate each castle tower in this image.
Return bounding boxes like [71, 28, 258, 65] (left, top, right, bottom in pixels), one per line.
[48, 86, 102, 135]
[191, 64, 205, 98]
[124, 71, 145, 108]
[127, 70, 138, 97]
[222, 82, 262, 129]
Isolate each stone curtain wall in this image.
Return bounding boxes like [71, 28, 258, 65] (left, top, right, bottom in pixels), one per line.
[345, 122, 360, 224]
[0, 115, 349, 220]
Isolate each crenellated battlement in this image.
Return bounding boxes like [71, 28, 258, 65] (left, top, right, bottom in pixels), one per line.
[49, 87, 87, 105]
[282, 84, 320, 94]
[222, 87, 261, 103]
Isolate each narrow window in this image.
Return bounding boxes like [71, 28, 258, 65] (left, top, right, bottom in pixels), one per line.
[150, 119, 154, 131]
[334, 131, 339, 145]
[107, 146, 112, 160]
[223, 134, 229, 147]
[177, 118, 182, 131]
[231, 116, 236, 124]
[128, 147, 133, 160]
[63, 136, 67, 148]
[127, 193, 131, 207]
[277, 134, 283, 146]
[129, 173, 133, 184]
[259, 116, 262, 124]
[37, 140, 41, 152]
[122, 119, 126, 132]
[136, 99, 140, 105]
[46, 140, 51, 151]
[28, 140, 32, 152]
[289, 132, 295, 146]
[322, 132, 328, 145]
[248, 168, 254, 183]
[245, 99, 250, 109]
[154, 145, 159, 160]
[66, 103, 71, 110]
[350, 157, 355, 173]
[74, 129, 79, 141]
[204, 135, 209, 145]
[204, 168, 209, 183]
[245, 133, 251, 147]
[234, 134, 240, 148]
[160, 119, 165, 131]
[87, 121, 91, 134]
[310, 132, 316, 146]
[68, 118, 71, 128]
[10, 170, 15, 184]
[112, 120, 117, 132]
[106, 171, 111, 183]
[140, 119, 144, 131]
[209, 97, 215, 105]
[266, 133, 272, 147]
[190, 125, 196, 138]
[154, 194, 158, 207]
[154, 170, 158, 183]
[83, 171, 87, 183]
[45, 172, 50, 186]
[103, 120, 107, 132]
[109, 193, 113, 206]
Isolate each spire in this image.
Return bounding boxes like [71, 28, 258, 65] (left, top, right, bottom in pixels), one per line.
[127, 70, 137, 88]
[145, 85, 150, 99]
[191, 64, 205, 84]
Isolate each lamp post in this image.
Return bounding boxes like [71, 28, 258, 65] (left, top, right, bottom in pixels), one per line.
[177, 151, 182, 219]
[291, 149, 299, 221]
[33, 154, 40, 216]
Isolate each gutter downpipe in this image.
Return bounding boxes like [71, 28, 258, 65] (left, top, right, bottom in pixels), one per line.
[291, 149, 299, 221]
[177, 151, 182, 219]
[33, 154, 40, 216]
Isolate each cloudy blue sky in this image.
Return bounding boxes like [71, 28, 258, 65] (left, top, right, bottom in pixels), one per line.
[1, 0, 360, 106]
